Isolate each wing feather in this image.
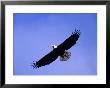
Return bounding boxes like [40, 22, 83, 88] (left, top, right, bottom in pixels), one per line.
[58, 30, 80, 50]
[33, 48, 59, 68]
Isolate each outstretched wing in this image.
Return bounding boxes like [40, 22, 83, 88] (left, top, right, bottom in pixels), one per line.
[32, 48, 59, 68]
[58, 30, 80, 51]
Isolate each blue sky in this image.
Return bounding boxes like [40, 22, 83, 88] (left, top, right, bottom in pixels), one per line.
[13, 13, 97, 75]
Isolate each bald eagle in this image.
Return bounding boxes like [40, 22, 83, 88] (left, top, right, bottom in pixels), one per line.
[32, 29, 80, 68]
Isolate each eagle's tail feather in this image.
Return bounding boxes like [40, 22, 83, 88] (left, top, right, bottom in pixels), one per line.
[60, 51, 71, 61]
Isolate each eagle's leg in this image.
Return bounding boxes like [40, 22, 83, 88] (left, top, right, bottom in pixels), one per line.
[60, 51, 71, 61]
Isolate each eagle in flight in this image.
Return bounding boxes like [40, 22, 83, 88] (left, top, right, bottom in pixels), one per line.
[32, 29, 81, 68]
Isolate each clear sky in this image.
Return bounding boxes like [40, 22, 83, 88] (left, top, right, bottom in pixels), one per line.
[13, 13, 97, 75]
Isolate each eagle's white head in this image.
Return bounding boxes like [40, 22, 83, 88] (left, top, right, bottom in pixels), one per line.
[52, 44, 57, 49]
